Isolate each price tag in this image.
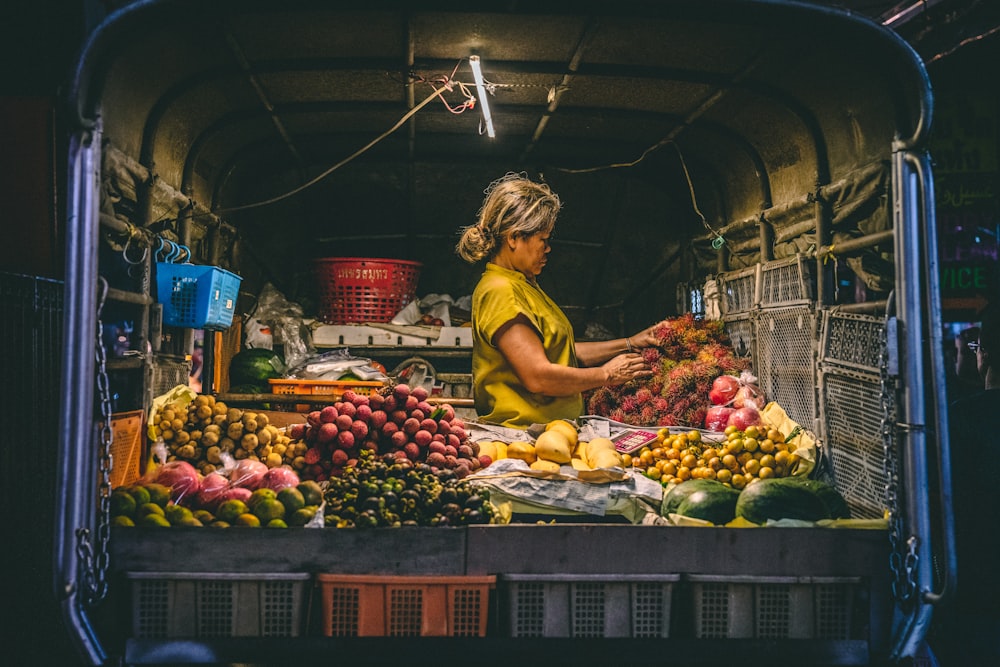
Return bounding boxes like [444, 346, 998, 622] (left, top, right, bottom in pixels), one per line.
[612, 429, 660, 454]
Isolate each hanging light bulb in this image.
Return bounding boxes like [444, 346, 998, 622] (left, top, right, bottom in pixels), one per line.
[469, 55, 495, 138]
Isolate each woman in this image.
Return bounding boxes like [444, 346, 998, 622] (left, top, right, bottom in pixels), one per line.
[455, 172, 662, 428]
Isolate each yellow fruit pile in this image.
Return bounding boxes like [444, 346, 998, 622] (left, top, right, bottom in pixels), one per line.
[151, 394, 305, 475]
[476, 420, 624, 472]
[627, 425, 800, 490]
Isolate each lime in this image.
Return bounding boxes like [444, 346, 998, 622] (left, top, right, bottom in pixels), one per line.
[288, 506, 318, 526]
[144, 483, 172, 508]
[110, 491, 137, 518]
[216, 499, 249, 523]
[265, 519, 288, 528]
[247, 487, 277, 510]
[193, 509, 216, 524]
[297, 481, 323, 506]
[277, 487, 305, 514]
[234, 513, 261, 527]
[175, 516, 204, 527]
[126, 485, 151, 507]
[136, 503, 165, 520]
[252, 498, 286, 524]
[164, 504, 194, 525]
[112, 515, 135, 527]
[138, 513, 171, 527]
[209, 520, 230, 528]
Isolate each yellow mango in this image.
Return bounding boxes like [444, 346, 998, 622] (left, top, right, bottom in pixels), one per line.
[585, 437, 617, 464]
[534, 430, 573, 464]
[507, 441, 537, 464]
[570, 457, 592, 471]
[544, 419, 579, 447]
[530, 459, 561, 473]
[589, 448, 623, 469]
[495, 441, 508, 460]
[478, 441, 498, 460]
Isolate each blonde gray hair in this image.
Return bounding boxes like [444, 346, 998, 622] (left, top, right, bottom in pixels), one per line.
[455, 172, 561, 263]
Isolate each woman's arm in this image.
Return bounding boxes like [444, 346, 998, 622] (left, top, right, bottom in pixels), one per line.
[496, 316, 652, 397]
[576, 320, 665, 367]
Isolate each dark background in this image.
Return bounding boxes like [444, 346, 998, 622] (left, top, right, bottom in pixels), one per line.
[0, 1, 997, 664]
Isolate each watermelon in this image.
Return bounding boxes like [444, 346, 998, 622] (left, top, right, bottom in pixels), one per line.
[734, 477, 830, 524]
[675, 486, 740, 524]
[778, 477, 851, 519]
[661, 479, 733, 518]
[229, 348, 284, 391]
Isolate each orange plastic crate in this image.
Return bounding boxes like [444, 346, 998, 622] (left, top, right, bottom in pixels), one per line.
[317, 574, 495, 637]
[268, 378, 385, 411]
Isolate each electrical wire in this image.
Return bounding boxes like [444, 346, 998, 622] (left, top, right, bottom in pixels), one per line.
[213, 85, 447, 215]
[554, 137, 673, 174]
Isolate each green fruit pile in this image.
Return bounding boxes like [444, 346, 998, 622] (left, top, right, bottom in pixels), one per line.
[110, 480, 325, 528]
[324, 449, 497, 528]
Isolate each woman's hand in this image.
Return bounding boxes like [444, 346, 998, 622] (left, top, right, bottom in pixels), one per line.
[602, 352, 653, 386]
[629, 320, 666, 350]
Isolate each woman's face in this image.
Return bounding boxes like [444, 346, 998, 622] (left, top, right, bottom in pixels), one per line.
[509, 230, 552, 279]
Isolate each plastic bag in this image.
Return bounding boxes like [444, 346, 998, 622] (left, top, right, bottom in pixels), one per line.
[248, 283, 314, 368]
[284, 348, 389, 382]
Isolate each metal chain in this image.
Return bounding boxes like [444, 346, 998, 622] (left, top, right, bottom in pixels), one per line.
[880, 317, 916, 603]
[76, 277, 115, 607]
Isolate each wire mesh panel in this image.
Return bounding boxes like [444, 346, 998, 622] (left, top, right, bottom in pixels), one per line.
[1, 273, 63, 635]
[718, 265, 760, 315]
[754, 306, 817, 430]
[722, 314, 755, 366]
[820, 310, 884, 374]
[760, 255, 814, 307]
[819, 369, 888, 519]
[152, 357, 191, 398]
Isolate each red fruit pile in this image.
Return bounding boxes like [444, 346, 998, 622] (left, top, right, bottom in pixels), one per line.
[289, 384, 482, 481]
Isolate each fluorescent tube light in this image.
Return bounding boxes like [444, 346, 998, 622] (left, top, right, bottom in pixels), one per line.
[469, 55, 495, 138]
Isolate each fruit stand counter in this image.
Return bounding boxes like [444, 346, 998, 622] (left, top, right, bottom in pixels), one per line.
[108, 525, 890, 666]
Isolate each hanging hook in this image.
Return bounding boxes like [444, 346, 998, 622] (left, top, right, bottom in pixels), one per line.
[154, 236, 167, 262]
[121, 229, 148, 266]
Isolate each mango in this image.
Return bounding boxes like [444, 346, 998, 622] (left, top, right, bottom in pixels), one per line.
[507, 441, 537, 464]
[530, 459, 561, 473]
[534, 430, 572, 464]
[544, 419, 579, 448]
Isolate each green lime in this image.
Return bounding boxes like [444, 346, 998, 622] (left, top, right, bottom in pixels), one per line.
[138, 513, 171, 527]
[248, 487, 277, 510]
[144, 483, 171, 508]
[175, 516, 204, 527]
[126, 485, 151, 507]
[136, 503, 165, 520]
[252, 498, 286, 524]
[112, 515, 135, 527]
[234, 513, 261, 527]
[288, 506, 318, 526]
[277, 487, 305, 514]
[193, 509, 216, 524]
[265, 519, 288, 528]
[164, 504, 194, 525]
[216, 499, 248, 523]
[297, 480, 323, 506]
[110, 491, 137, 518]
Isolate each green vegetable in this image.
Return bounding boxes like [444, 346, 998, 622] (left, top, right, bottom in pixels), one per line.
[675, 486, 740, 525]
[734, 477, 830, 524]
[229, 349, 284, 388]
[661, 479, 733, 517]
[776, 476, 851, 519]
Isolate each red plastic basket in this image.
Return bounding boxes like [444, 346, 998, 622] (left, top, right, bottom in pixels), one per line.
[314, 257, 421, 324]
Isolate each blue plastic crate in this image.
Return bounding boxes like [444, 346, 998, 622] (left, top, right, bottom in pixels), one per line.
[156, 262, 242, 330]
